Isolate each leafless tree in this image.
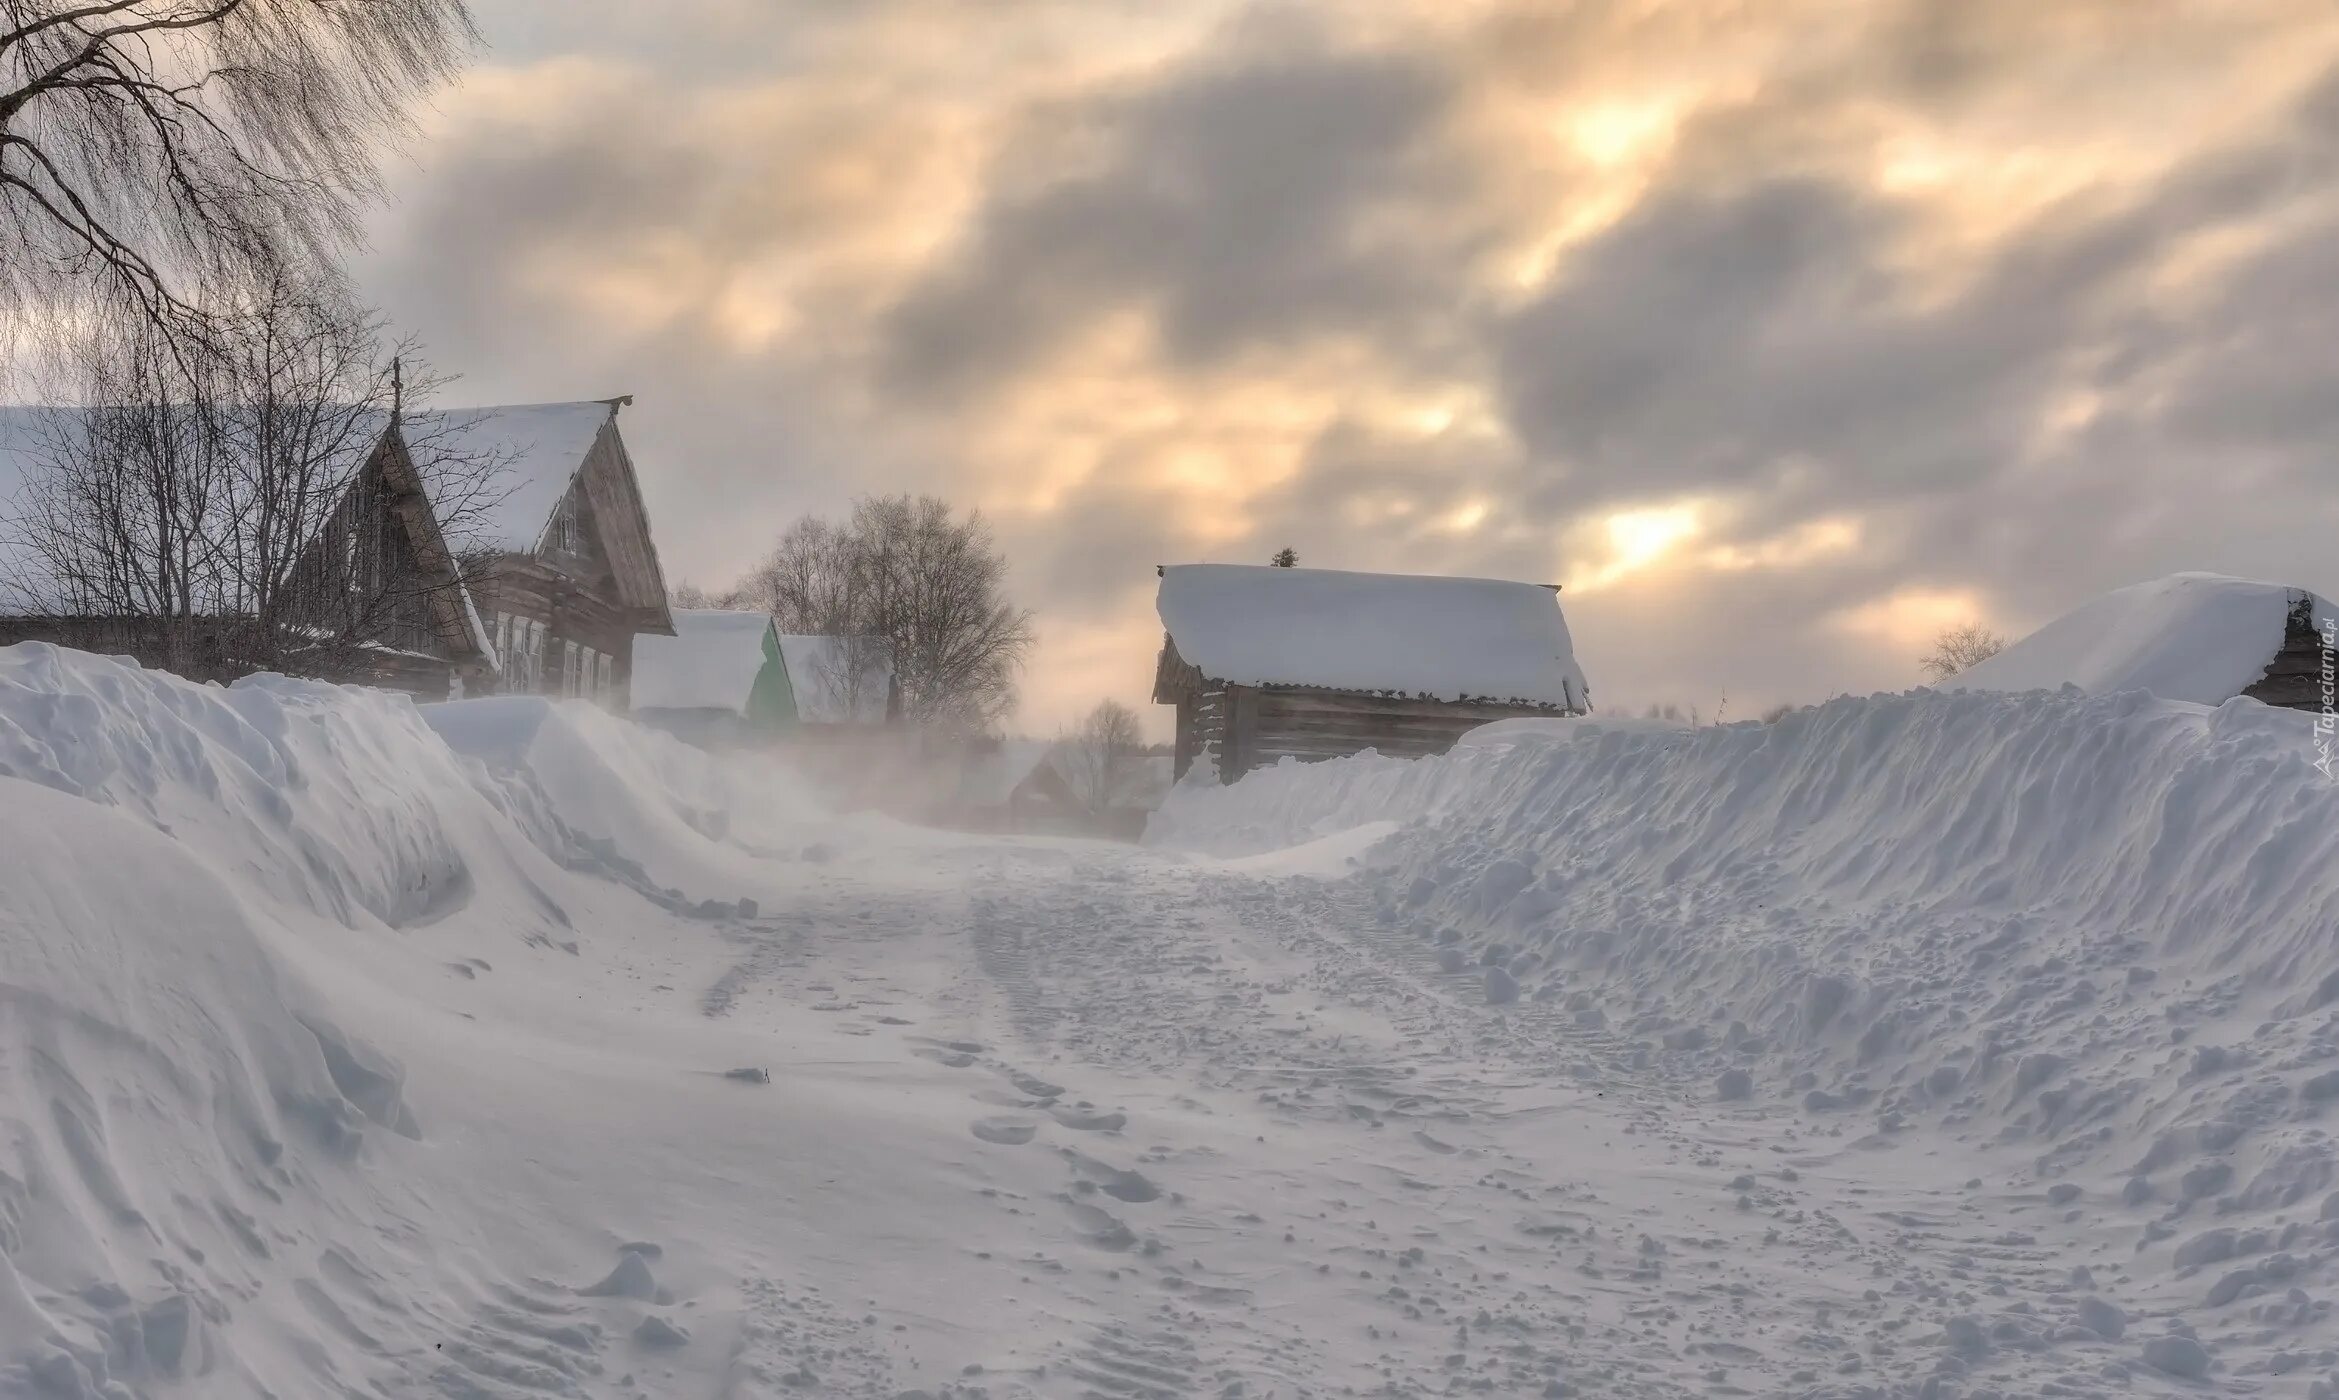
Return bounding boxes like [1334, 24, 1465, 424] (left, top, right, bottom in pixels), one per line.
[1056, 698, 1142, 813]
[741, 494, 1035, 731]
[5, 273, 505, 679]
[1920, 623, 2008, 682]
[4, 304, 224, 667]
[1, 0, 476, 340]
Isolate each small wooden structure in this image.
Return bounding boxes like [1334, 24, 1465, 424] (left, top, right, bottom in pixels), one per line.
[1152, 563, 1592, 783]
[1945, 573, 2335, 713]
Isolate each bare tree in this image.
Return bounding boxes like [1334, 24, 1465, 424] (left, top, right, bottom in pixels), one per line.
[741, 494, 1035, 731]
[5, 304, 224, 667]
[1057, 699, 1142, 813]
[6, 273, 504, 679]
[0, 1, 475, 339]
[1920, 623, 2008, 682]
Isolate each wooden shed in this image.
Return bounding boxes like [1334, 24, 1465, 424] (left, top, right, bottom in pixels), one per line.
[1151, 563, 1592, 783]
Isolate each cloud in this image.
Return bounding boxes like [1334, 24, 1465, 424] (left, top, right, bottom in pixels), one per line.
[880, 22, 1489, 401]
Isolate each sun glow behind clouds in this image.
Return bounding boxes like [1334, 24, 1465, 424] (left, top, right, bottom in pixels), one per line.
[1567, 503, 1704, 592]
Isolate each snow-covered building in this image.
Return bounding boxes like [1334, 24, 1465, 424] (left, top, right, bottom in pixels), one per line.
[772, 634, 898, 729]
[0, 405, 499, 694]
[0, 398, 676, 701]
[414, 400, 674, 705]
[1152, 563, 1592, 783]
[631, 611, 896, 745]
[1942, 573, 2335, 711]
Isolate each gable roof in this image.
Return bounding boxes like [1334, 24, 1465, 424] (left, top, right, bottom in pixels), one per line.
[629, 609, 774, 714]
[775, 634, 894, 723]
[399, 400, 621, 554]
[1941, 573, 2338, 706]
[0, 407, 491, 668]
[954, 738, 1067, 807]
[404, 399, 673, 633]
[1155, 563, 1591, 709]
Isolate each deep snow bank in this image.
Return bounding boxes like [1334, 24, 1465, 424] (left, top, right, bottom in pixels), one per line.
[1146, 713, 1688, 857]
[1156, 686, 2339, 1251]
[0, 645, 838, 1393]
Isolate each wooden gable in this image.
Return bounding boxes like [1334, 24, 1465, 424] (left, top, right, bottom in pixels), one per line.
[372, 429, 495, 666]
[573, 419, 674, 635]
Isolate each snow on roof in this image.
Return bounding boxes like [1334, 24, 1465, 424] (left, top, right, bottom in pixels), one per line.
[775, 635, 893, 724]
[0, 399, 619, 608]
[1940, 572, 2336, 706]
[401, 401, 617, 554]
[630, 609, 773, 715]
[1156, 563, 1590, 709]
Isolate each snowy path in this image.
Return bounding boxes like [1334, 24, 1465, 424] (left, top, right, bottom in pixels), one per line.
[657, 837, 2166, 1400]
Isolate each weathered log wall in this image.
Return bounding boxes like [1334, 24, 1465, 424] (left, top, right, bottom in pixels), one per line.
[1165, 672, 1579, 784]
[2242, 594, 2334, 712]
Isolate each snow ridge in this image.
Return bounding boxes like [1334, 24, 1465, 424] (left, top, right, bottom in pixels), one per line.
[1153, 686, 2339, 1319]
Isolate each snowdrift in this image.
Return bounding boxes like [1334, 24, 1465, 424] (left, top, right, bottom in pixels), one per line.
[1944, 571, 2335, 704]
[0, 644, 836, 1394]
[1154, 686, 2339, 1258]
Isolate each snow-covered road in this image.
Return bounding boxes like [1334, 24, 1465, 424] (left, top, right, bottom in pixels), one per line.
[640, 833, 2172, 1400]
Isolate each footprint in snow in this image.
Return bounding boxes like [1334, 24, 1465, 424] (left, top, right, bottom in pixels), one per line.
[971, 1117, 1038, 1145]
[1062, 1150, 1161, 1203]
[1049, 1106, 1127, 1132]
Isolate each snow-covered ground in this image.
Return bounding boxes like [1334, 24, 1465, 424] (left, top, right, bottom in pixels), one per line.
[3, 644, 2337, 1398]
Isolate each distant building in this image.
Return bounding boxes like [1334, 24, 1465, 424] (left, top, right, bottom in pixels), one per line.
[1152, 563, 1592, 783]
[771, 634, 899, 730]
[945, 738, 1080, 833]
[631, 610, 896, 745]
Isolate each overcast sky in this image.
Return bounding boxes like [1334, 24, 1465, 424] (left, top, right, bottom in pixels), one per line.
[355, 0, 2339, 731]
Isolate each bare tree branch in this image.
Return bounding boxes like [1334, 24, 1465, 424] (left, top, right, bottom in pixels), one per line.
[0, 0, 475, 341]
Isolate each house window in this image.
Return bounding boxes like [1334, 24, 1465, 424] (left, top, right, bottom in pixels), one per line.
[521, 619, 544, 693]
[595, 651, 614, 699]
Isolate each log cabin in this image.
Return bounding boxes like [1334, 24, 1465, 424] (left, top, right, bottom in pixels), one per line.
[1944, 573, 2335, 712]
[0, 405, 496, 693]
[404, 399, 675, 706]
[1152, 563, 1593, 783]
[0, 398, 674, 701]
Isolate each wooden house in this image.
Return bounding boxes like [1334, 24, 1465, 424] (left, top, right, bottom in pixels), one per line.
[1152, 563, 1593, 783]
[410, 399, 674, 705]
[0, 405, 496, 694]
[1944, 573, 2336, 712]
[0, 398, 674, 701]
